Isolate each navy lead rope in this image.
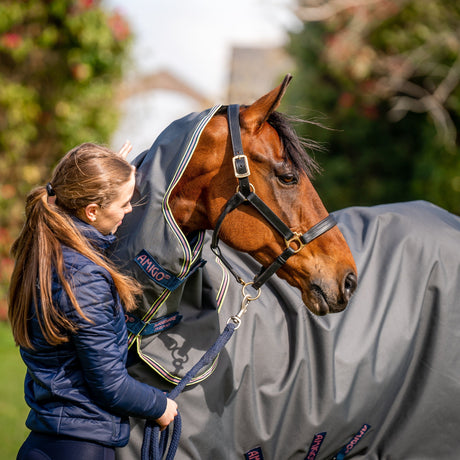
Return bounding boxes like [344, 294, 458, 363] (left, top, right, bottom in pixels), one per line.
[142, 321, 237, 460]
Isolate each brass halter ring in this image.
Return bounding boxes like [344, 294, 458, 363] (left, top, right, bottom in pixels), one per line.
[236, 183, 255, 194]
[241, 281, 261, 301]
[285, 232, 306, 254]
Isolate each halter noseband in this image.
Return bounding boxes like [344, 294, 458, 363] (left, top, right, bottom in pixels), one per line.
[210, 104, 337, 290]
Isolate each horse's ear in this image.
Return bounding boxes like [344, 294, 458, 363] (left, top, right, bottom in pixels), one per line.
[240, 74, 293, 132]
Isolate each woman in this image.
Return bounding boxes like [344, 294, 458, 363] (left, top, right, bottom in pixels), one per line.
[8, 143, 177, 460]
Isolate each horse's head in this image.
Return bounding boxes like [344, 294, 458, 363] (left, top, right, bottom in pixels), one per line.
[169, 75, 357, 315]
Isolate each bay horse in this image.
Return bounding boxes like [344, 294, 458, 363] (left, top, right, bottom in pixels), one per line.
[111, 74, 357, 457]
[112, 75, 460, 459]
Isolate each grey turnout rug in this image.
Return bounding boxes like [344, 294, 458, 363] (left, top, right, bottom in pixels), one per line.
[112, 108, 460, 459]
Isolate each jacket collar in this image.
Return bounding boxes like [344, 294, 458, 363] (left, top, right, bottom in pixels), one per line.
[71, 216, 116, 251]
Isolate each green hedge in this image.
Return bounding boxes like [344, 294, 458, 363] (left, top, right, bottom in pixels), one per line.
[0, 321, 29, 458]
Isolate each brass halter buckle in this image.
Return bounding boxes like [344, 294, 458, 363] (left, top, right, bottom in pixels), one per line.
[285, 232, 306, 254]
[232, 154, 250, 178]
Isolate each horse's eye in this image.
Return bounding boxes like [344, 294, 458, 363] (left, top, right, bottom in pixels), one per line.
[278, 173, 298, 185]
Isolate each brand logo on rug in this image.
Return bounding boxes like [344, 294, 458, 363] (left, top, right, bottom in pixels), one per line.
[245, 446, 264, 459]
[134, 249, 181, 290]
[341, 423, 371, 456]
[334, 423, 372, 460]
[305, 432, 327, 459]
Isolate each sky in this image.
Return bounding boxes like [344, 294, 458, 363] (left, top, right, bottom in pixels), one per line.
[104, 0, 300, 151]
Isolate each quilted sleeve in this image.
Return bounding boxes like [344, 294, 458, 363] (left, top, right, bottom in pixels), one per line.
[65, 263, 167, 420]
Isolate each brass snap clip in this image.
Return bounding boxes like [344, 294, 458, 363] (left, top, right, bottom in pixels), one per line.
[227, 282, 261, 329]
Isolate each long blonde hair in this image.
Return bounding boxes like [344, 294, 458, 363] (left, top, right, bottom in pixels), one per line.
[9, 143, 141, 349]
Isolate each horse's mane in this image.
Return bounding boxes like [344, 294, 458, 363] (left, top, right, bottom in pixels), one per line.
[217, 106, 322, 179]
[268, 111, 322, 179]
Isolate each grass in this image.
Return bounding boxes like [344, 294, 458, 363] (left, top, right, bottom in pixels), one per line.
[0, 321, 29, 459]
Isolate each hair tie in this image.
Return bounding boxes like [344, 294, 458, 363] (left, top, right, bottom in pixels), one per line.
[46, 182, 56, 197]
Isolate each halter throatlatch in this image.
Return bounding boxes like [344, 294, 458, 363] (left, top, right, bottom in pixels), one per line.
[211, 104, 337, 291]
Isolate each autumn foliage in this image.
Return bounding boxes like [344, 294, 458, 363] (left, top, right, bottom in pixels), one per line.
[287, 0, 460, 212]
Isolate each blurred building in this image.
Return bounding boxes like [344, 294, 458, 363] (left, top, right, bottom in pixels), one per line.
[117, 69, 210, 108]
[227, 46, 295, 104]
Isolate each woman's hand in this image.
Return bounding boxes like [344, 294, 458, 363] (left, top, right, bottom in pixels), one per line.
[155, 398, 178, 431]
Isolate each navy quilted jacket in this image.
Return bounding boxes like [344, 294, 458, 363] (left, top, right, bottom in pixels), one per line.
[20, 218, 167, 447]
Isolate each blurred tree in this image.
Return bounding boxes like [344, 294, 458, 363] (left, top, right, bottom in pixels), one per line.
[0, 0, 132, 317]
[285, 0, 460, 213]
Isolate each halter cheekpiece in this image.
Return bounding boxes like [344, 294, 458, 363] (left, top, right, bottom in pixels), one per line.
[210, 104, 337, 290]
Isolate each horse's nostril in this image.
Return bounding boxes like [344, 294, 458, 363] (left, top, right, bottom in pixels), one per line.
[343, 272, 358, 302]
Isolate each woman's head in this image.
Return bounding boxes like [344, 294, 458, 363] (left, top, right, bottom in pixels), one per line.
[49, 143, 135, 234]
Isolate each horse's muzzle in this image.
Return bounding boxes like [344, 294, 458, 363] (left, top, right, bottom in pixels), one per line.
[309, 270, 358, 315]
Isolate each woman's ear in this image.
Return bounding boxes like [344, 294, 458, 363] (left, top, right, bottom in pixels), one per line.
[84, 203, 99, 223]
